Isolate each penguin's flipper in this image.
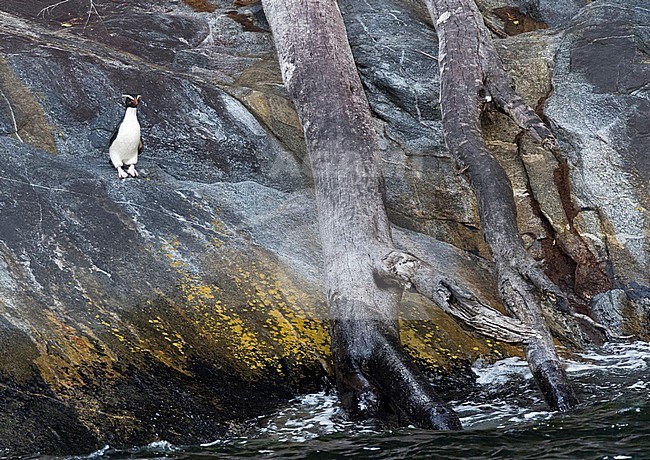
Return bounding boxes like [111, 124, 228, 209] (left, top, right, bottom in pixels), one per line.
[138, 138, 144, 155]
[108, 124, 120, 149]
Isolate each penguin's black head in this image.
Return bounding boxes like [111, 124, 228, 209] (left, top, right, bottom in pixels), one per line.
[121, 94, 141, 108]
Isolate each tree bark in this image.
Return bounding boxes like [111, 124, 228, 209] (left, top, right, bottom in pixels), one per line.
[424, 0, 578, 411]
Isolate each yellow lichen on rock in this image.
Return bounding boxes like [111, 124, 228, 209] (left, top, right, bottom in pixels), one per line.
[32, 310, 121, 394]
[400, 293, 516, 371]
[150, 233, 332, 379]
[171, 255, 330, 377]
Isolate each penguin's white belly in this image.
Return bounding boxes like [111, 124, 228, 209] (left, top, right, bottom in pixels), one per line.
[110, 122, 141, 166]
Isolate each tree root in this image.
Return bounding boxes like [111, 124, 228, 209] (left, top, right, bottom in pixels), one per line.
[382, 250, 536, 344]
[497, 262, 579, 410]
[370, 333, 462, 429]
[570, 312, 635, 342]
[425, 0, 580, 411]
[264, 0, 586, 426]
[333, 319, 462, 429]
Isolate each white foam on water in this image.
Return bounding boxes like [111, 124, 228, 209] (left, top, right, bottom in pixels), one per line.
[627, 380, 647, 390]
[256, 391, 378, 443]
[201, 341, 648, 444]
[78, 445, 110, 459]
[67, 445, 112, 460]
[455, 401, 531, 427]
[472, 356, 532, 385]
[457, 341, 649, 429]
[145, 440, 177, 451]
[567, 341, 650, 374]
[564, 341, 649, 406]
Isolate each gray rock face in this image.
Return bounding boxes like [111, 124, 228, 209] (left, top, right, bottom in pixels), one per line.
[341, 0, 483, 254]
[0, 0, 647, 455]
[0, 1, 324, 454]
[545, 0, 650, 331]
[0, 134, 317, 454]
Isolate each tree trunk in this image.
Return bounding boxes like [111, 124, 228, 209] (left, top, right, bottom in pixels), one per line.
[261, 0, 461, 429]
[424, 0, 578, 411]
[262, 0, 578, 427]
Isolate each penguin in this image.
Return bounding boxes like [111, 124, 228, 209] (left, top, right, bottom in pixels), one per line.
[108, 94, 143, 178]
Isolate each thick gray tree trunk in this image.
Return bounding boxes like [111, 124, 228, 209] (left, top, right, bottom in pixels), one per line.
[424, 0, 578, 411]
[262, 0, 577, 427]
[261, 0, 461, 429]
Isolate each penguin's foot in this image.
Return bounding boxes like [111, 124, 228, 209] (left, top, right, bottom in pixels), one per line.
[126, 164, 139, 177]
[117, 166, 129, 179]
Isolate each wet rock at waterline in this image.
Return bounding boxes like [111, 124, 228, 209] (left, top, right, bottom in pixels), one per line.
[0, 0, 647, 455]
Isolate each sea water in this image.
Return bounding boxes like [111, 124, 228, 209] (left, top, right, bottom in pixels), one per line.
[67, 341, 650, 459]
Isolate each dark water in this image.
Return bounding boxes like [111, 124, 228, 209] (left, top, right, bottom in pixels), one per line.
[75, 342, 649, 459]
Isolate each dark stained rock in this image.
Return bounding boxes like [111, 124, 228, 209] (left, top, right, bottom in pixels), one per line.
[492, 6, 548, 35]
[545, 0, 650, 334]
[515, 0, 585, 27]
